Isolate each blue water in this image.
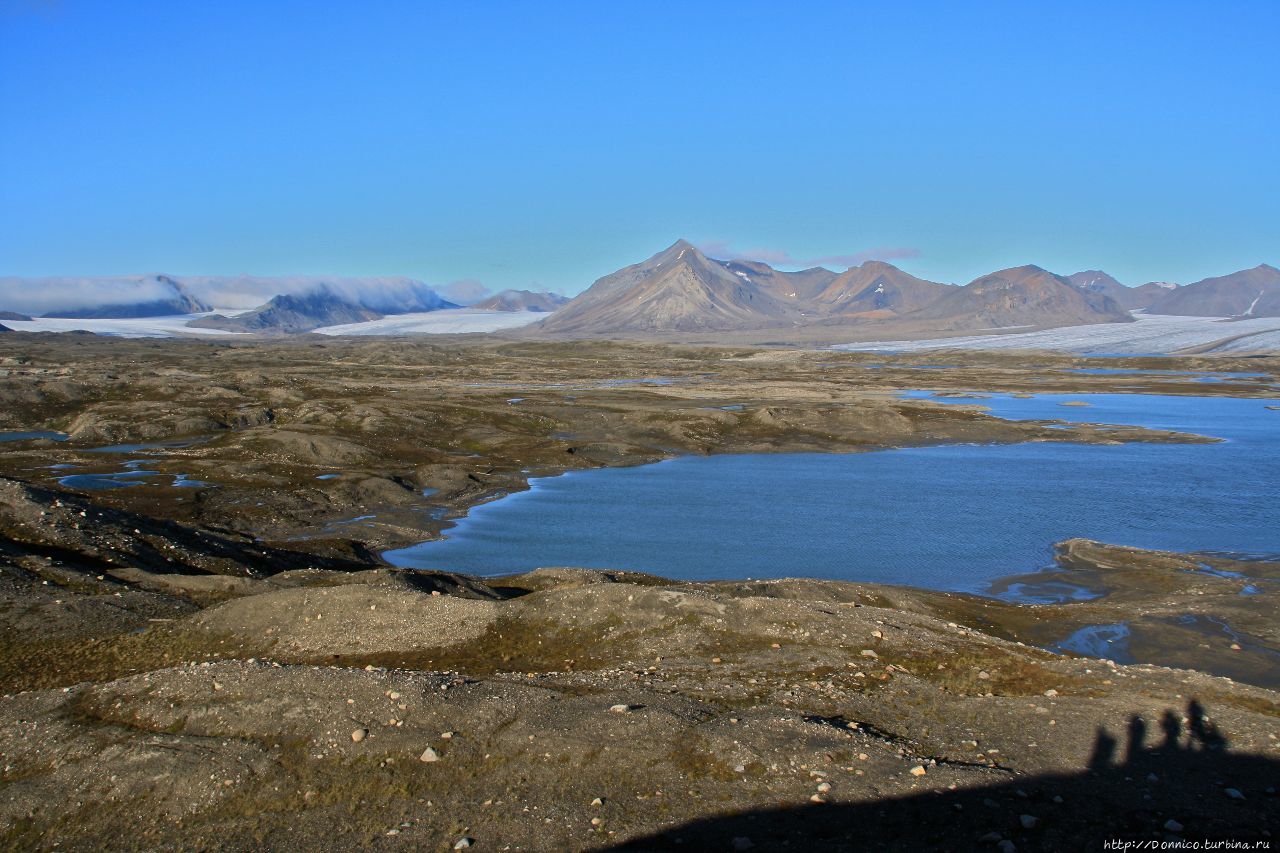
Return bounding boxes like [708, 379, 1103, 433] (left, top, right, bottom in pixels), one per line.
[0, 430, 69, 443]
[385, 394, 1280, 594]
[87, 436, 212, 453]
[1051, 624, 1135, 663]
[1064, 368, 1268, 378]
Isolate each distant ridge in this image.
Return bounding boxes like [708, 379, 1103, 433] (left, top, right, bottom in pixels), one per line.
[189, 291, 380, 334]
[905, 265, 1133, 331]
[1067, 270, 1177, 311]
[43, 276, 210, 319]
[0, 311, 33, 322]
[472, 290, 569, 312]
[812, 261, 953, 318]
[1146, 264, 1280, 318]
[189, 281, 457, 334]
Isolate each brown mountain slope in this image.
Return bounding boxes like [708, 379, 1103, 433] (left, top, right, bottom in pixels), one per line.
[711, 259, 838, 303]
[813, 261, 953, 318]
[1147, 264, 1280, 317]
[533, 241, 805, 333]
[900, 265, 1134, 331]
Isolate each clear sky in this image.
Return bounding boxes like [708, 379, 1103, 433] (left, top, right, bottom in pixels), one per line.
[1, 0, 1277, 295]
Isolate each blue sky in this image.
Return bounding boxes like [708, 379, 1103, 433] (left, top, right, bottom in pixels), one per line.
[1, 0, 1277, 295]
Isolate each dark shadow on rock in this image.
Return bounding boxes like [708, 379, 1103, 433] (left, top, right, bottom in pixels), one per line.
[607, 701, 1277, 852]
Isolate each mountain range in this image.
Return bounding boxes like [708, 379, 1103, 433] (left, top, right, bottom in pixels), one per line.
[534, 241, 1137, 335]
[532, 242, 1280, 336]
[2, 250, 1275, 338]
[189, 283, 457, 334]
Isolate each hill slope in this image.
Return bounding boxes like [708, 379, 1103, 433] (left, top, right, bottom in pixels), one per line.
[901, 265, 1134, 331]
[1147, 265, 1280, 318]
[813, 261, 952, 318]
[534, 241, 806, 334]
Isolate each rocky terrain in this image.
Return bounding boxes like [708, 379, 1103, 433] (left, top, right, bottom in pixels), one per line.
[0, 336, 1277, 849]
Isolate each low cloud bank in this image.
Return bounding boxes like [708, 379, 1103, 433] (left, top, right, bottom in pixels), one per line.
[0, 274, 460, 315]
[0, 276, 184, 316]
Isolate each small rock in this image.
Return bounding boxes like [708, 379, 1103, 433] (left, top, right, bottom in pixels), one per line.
[732, 838, 754, 851]
[998, 841, 1017, 853]
[609, 704, 631, 713]
[1164, 819, 1184, 833]
[809, 794, 825, 803]
[453, 839, 473, 850]
[591, 817, 604, 826]
[871, 630, 883, 639]
[1225, 788, 1245, 800]
[1019, 814, 1038, 829]
[977, 670, 991, 680]
[978, 832, 1002, 843]
[591, 797, 603, 806]
[1043, 689, 1058, 697]
[909, 765, 927, 777]
[441, 731, 454, 739]
[1230, 643, 1242, 650]
[420, 748, 440, 763]
[351, 728, 368, 743]
[816, 782, 832, 793]
[860, 649, 878, 658]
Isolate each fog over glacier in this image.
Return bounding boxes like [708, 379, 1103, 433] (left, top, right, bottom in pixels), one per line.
[0, 274, 456, 315]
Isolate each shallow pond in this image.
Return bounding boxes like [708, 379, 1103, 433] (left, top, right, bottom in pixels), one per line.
[385, 394, 1280, 595]
[0, 431, 69, 443]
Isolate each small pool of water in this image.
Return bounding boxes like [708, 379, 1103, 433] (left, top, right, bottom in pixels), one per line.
[59, 463, 213, 491]
[87, 436, 213, 454]
[385, 394, 1280, 597]
[0, 430, 69, 443]
[1051, 623, 1135, 663]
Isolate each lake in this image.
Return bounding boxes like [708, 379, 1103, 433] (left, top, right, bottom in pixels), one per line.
[385, 394, 1280, 594]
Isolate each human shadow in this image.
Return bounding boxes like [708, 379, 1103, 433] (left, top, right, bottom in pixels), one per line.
[608, 700, 1276, 852]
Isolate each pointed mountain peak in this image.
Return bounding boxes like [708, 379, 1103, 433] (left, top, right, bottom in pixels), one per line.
[645, 239, 705, 269]
[999, 264, 1049, 276]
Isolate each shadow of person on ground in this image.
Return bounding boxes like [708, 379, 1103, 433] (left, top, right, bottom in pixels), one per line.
[608, 700, 1276, 852]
